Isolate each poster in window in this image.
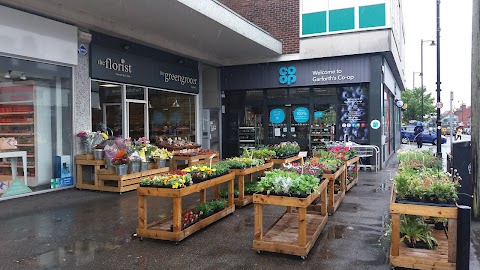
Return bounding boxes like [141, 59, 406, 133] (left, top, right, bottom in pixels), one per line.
[336, 85, 368, 143]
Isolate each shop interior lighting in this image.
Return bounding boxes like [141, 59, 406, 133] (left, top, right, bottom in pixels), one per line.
[4, 70, 11, 79]
[99, 83, 119, 88]
[172, 99, 180, 108]
[20, 73, 26, 80]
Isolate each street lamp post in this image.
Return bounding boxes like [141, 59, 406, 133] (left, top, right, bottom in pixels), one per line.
[435, 0, 442, 158]
[420, 39, 436, 122]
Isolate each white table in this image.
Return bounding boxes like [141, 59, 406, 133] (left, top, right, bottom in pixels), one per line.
[0, 150, 27, 184]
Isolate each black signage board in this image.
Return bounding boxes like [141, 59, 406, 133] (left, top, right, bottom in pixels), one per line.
[220, 55, 371, 91]
[90, 33, 199, 94]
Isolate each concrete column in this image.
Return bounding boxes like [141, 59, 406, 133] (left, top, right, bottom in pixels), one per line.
[471, 0, 480, 219]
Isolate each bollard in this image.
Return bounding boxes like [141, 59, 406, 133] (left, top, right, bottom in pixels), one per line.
[456, 205, 471, 270]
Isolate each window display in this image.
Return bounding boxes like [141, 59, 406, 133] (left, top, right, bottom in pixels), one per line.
[0, 55, 73, 196]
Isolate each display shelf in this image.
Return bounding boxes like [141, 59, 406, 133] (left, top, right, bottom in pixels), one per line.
[389, 186, 457, 270]
[253, 179, 328, 257]
[97, 167, 170, 193]
[308, 165, 346, 214]
[170, 153, 219, 171]
[309, 125, 333, 152]
[136, 172, 235, 242]
[238, 126, 262, 150]
[228, 162, 273, 207]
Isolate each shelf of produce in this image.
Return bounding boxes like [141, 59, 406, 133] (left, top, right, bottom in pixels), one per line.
[271, 155, 302, 166]
[228, 162, 273, 207]
[170, 153, 218, 171]
[389, 186, 457, 270]
[345, 156, 360, 191]
[136, 172, 235, 242]
[0, 111, 34, 115]
[253, 179, 328, 257]
[97, 167, 170, 193]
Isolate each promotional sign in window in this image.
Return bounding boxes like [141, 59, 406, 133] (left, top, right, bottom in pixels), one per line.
[269, 108, 285, 124]
[293, 107, 309, 123]
[336, 85, 368, 143]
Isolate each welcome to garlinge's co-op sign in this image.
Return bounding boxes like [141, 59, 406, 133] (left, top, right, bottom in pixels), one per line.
[91, 45, 199, 94]
[221, 55, 370, 91]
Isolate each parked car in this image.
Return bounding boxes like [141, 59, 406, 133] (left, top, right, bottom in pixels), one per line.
[401, 126, 447, 145]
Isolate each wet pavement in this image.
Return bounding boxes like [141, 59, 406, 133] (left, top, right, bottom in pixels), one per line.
[0, 154, 479, 270]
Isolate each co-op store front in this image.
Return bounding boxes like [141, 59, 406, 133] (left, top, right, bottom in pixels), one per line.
[220, 54, 403, 168]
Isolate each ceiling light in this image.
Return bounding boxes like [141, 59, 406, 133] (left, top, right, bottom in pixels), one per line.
[172, 99, 180, 108]
[99, 84, 119, 88]
[20, 73, 26, 80]
[4, 70, 11, 79]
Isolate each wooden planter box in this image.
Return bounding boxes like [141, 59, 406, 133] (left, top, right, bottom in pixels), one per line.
[170, 153, 219, 170]
[228, 162, 273, 207]
[271, 155, 302, 167]
[75, 155, 105, 190]
[308, 164, 346, 214]
[253, 179, 328, 258]
[389, 186, 457, 270]
[345, 156, 359, 191]
[96, 167, 170, 193]
[136, 172, 235, 242]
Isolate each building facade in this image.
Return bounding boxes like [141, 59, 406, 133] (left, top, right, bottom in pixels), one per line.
[0, 0, 404, 199]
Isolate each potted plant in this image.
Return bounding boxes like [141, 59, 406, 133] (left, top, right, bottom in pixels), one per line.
[128, 156, 141, 174]
[112, 155, 129, 176]
[151, 147, 171, 168]
[400, 215, 438, 249]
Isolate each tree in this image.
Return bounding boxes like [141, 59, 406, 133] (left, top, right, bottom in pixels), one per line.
[401, 87, 436, 123]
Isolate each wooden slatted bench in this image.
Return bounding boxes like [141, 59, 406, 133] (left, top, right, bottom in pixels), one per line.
[96, 167, 170, 193]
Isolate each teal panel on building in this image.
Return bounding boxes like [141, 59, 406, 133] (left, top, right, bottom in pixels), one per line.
[302, 11, 327, 35]
[359, 4, 386, 28]
[329, 8, 355, 32]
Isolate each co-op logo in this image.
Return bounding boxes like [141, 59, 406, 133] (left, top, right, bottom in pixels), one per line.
[279, 66, 296, 85]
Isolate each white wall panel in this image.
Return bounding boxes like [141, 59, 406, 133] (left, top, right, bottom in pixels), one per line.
[329, 0, 358, 10]
[358, 0, 385, 6]
[0, 5, 77, 65]
[302, 0, 329, 13]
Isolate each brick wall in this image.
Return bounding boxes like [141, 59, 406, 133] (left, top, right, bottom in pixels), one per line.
[218, 0, 299, 54]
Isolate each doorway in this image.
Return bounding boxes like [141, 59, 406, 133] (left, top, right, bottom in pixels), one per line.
[265, 104, 310, 150]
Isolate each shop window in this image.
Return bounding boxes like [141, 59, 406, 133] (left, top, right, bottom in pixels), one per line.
[91, 81, 123, 137]
[267, 88, 288, 99]
[289, 88, 310, 99]
[0, 55, 73, 196]
[245, 90, 264, 102]
[148, 89, 196, 143]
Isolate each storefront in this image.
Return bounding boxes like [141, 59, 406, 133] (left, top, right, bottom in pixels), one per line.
[89, 33, 200, 145]
[221, 54, 401, 166]
[0, 5, 77, 199]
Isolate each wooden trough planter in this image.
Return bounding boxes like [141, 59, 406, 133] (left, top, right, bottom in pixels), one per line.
[389, 185, 458, 270]
[253, 178, 328, 258]
[271, 155, 302, 168]
[96, 167, 170, 193]
[136, 172, 235, 242]
[170, 153, 219, 171]
[345, 156, 359, 192]
[228, 162, 273, 207]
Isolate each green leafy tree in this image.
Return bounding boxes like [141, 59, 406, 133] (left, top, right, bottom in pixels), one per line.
[401, 88, 436, 124]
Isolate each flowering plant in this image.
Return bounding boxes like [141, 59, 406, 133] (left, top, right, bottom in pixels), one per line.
[182, 165, 217, 182]
[283, 162, 323, 177]
[151, 148, 171, 160]
[76, 130, 108, 152]
[270, 141, 300, 158]
[329, 146, 357, 161]
[112, 156, 129, 165]
[140, 172, 193, 189]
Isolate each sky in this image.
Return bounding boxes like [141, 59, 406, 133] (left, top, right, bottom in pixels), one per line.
[402, 0, 472, 111]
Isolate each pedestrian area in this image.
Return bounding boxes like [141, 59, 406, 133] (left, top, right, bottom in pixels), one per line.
[0, 154, 478, 269]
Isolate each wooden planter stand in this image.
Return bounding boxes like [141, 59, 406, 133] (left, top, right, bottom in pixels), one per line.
[75, 155, 105, 190]
[389, 187, 458, 270]
[96, 167, 170, 193]
[271, 155, 302, 167]
[308, 165, 346, 214]
[345, 156, 359, 191]
[136, 172, 235, 242]
[170, 154, 219, 171]
[253, 179, 328, 258]
[228, 162, 273, 207]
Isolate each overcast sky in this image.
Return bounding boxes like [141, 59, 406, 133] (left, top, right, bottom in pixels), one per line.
[402, 0, 472, 111]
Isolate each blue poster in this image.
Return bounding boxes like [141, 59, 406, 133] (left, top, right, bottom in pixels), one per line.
[314, 111, 323, 118]
[170, 111, 182, 125]
[269, 108, 285, 124]
[152, 111, 165, 125]
[293, 107, 309, 123]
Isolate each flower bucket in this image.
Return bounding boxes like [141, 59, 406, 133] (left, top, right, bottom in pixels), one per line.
[129, 162, 140, 174]
[93, 149, 104, 160]
[115, 164, 127, 176]
[105, 158, 113, 169]
[140, 162, 149, 172]
[157, 159, 167, 168]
